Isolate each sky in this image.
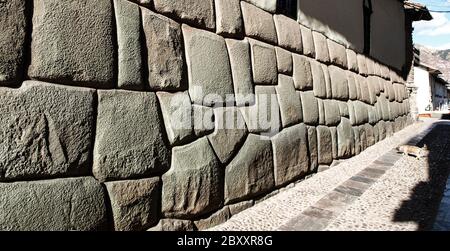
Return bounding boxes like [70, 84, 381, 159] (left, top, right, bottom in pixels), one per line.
[413, 0, 450, 50]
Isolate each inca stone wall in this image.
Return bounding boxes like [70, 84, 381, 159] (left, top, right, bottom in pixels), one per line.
[0, 0, 412, 231]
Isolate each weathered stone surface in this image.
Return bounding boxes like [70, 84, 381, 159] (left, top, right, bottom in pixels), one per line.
[307, 126, 318, 172]
[367, 78, 377, 105]
[347, 72, 358, 100]
[323, 99, 341, 126]
[364, 124, 375, 147]
[368, 105, 379, 125]
[29, 0, 114, 87]
[318, 98, 325, 125]
[142, 9, 185, 91]
[353, 127, 361, 155]
[373, 123, 379, 143]
[355, 75, 362, 100]
[249, 38, 278, 85]
[106, 177, 160, 231]
[193, 105, 215, 137]
[241, 1, 277, 44]
[215, 0, 243, 37]
[274, 14, 302, 53]
[359, 77, 371, 104]
[0, 0, 26, 85]
[243, 0, 276, 13]
[322, 64, 333, 98]
[157, 91, 193, 145]
[0, 177, 106, 230]
[317, 126, 333, 165]
[229, 200, 254, 215]
[183, 25, 234, 106]
[366, 57, 375, 76]
[225, 134, 275, 204]
[272, 124, 309, 186]
[311, 60, 327, 98]
[300, 91, 319, 125]
[114, 0, 143, 90]
[378, 94, 391, 121]
[300, 24, 315, 58]
[195, 207, 231, 230]
[93, 90, 170, 182]
[148, 219, 195, 231]
[313, 31, 330, 63]
[346, 49, 358, 72]
[338, 101, 350, 118]
[293, 54, 313, 90]
[226, 39, 254, 106]
[162, 137, 222, 218]
[241, 85, 281, 135]
[357, 54, 368, 76]
[208, 107, 248, 163]
[329, 65, 349, 100]
[276, 75, 303, 127]
[0, 81, 94, 181]
[359, 125, 367, 151]
[153, 0, 215, 30]
[327, 39, 348, 68]
[330, 127, 338, 159]
[350, 100, 369, 125]
[276, 47, 293, 75]
[337, 118, 354, 158]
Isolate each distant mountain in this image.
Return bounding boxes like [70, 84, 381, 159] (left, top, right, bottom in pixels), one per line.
[415, 44, 450, 83]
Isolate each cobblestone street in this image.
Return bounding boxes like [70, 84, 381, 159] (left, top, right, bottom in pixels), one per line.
[211, 119, 450, 231]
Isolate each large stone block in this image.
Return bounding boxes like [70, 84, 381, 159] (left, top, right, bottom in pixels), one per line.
[0, 177, 106, 230]
[183, 25, 234, 106]
[351, 100, 369, 125]
[105, 177, 160, 231]
[243, 0, 276, 13]
[317, 126, 333, 165]
[114, 0, 143, 90]
[241, 1, 277, 44]
[195, 206, 231, 230]
[215, 0, 243, 37]
[318, 98, 325, 125]
[337, 118, 354, 158]
[162, 137, 222, 218]
[157, 91, 193, 145]
[0, 0, 26, 85]
[274, 14, 302, 53]
[93, 90, 170, 182]
[323, 99, 341, 126]
[293, 54, 313, 91]
[142, 8, 185, 91]
[272, 124, 309, 186]
[311, 60, 327, 98]
[208, 107, 248, 164]
[300, 91, 319, 125]
[359, 77, 371, 104]
[193, 104, 215, 137]
[364, 124, 375, 147]
[353, 127, 361, 155]
[249, 38, 278, 85]
[300, 24, 315, 57]
[327, 39, 348, 68]
[346, 49, 358, 72]
[338, 101, 350, 118]
[153, 0, 215, 30]
[378, 94, 391, 121]
[29, 0, 114, 87]
[347, 72, 358, 100]
[226, 39, 254, 106]
[225, 134, 274, 204]
[330, 127, 338, 159]
[276, 47, 293, 75]
[0, 81, 94, 181]
[308, 126, 318, 171]
[329, 65, 349, 100]
[322, 64, 333, 99]
[313, 31, 330, 63]
[276, 75, 303, 128]
[357, 54, 368, 76]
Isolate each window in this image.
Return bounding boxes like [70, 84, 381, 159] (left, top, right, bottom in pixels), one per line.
[277, 0, 298, 20]
[363, 0, 373, 54]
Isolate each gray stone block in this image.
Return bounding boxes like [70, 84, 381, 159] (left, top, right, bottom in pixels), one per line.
[0, 0, 26, 85]
[327, 39, 348, 68]
[353, 127, 361, 155]
[366, 57, 375, 75]
[162, 137, 222, 218]
[347, 49, 358, 72]
[347, 72, 358, 100]
[353, 100, 369, 125]
[195, 207, 231, 230]
[249, 38, 278, 85]
[337, 118, 354, 158]
[338, 101, 350, 118]
[330, 127, 338, 159]
[359, 77, 371, 104]
[243, 0, 276, 13]
[357, 54, 368, 76]
[228, 200, 254, 215]
[307, 126, 318, 172]
[241, 1, 277, 44]
[329, 65, 349, 100]
[311, 60, 327, 98]
[148, 219, 195, 231]
[318, 98, 325, 125]
[274, 14, 302, 53]
[225, 134, 275, 204]
[215, 0, 243, 37]
[29, 0, 114, 87]
[313, 31, 330, 63]
[0, 81, 95, 181]
[153, 0, 215, 30]
[93, 90, 170, 182]
[300, 24, 315, 57]
[378, 94, 390, 121]
[193, 105, 215, 137]
[317, 126, 333, 165]
[157, 91, 193, 145]
[272, 124, 309, 186]
[276, 75, 303, 127]
[293, 54, 313, 91]
[323, 99, 341, 126]
[106, 177, 160, 231]
[0, 177, 107, 230]
[364, 124, 375, 147]
[276, 47, 293, 75]
[322, 64, 333, 98]
[142, 8, 185, 91]
[300, 91, 319, 125]
[183, 24, 234, 106]
[208, 107, 248, 164]
[226, 39, 254, 106]
[114, 0, 143, 90]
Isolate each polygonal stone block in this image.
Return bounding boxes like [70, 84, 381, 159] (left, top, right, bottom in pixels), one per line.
[293, 54, 313, 91]
[153, 0, 215, 30]
[300, 24, 315, 58]
[346, 49, 358, 72]
[276, 47, 293, 75]
[313, 31, 330, 63]
[274, 14, 302, 53]
[323, 99, 341, 126]
[317, 126, 333, 165]
[215, 0, 243, 37]
[327, 39, 348, 68]
[241, 1, 277, 44]
[300, 91, 319, 125]
[249, 38, 278, 85]
[328, 65, 349, 100]
[337, 118, 354, 158]
[311, 60, 327, 98]
[243, 0, 276, 13]
[308, 126, 318, 171]
[276, 75, 303, 127]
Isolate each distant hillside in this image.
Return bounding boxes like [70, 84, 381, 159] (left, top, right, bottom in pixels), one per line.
[415, 44, 450, 83]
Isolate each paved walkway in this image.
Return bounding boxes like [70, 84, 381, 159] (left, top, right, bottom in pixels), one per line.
[211, 119, 450, 231]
